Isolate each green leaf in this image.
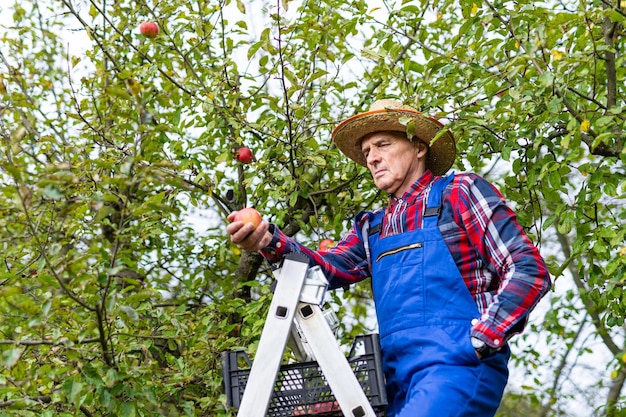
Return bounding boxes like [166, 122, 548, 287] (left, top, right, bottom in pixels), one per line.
[120, 305, 139, 322]
[41, 186, 63, 200]
[82, 363, 104, 387]
[62, 377, 84, 408]
[119, 402, 136, 417]
[538, 72, 554, 87]
[1, 347, 24, 369]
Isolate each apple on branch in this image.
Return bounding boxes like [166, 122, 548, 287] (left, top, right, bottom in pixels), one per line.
[235, 147, 254, 164]
[318, 239, 335, 251]
[139, 22, 159, 38]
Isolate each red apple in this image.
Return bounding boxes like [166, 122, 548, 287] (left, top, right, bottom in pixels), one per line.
[233, 208, 262, 230]
[235, 147, 254, 164]
[139, 22, 159, 38]
[318, 239, 335, 251]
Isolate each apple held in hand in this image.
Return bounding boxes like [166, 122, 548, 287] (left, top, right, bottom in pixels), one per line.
[233, 208, 262, 230]
[235, 147, 254, 164]
[139, 22, 159, 38]
[318, 239, 335, 251]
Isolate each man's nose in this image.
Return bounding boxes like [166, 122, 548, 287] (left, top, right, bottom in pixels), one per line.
[366, 148, 380, 166]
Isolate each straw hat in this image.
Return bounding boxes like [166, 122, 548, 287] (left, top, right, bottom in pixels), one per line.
[331, 99, 456, 176]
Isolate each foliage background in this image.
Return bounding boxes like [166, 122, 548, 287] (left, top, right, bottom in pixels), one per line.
[0, 0, 624, 416]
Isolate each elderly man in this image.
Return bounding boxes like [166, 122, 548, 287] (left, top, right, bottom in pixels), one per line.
[226, 99, 551, 417]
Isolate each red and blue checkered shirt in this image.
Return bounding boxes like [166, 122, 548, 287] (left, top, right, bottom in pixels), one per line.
[260, 170, 551, 347]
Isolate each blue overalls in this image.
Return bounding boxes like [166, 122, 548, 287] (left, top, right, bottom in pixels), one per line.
[358, 175, 510, 417]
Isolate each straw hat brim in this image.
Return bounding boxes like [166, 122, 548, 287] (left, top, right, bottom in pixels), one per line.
[331, 108, 456, 176]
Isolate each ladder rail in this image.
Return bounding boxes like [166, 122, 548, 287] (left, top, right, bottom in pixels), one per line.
[294, 302, 377, 417]
[235, 254, 309, 417]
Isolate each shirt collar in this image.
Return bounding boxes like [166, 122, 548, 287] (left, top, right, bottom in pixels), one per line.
[388, 170, 435, 205]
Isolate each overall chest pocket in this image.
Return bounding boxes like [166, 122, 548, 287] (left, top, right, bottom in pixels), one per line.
[372, 239, 426, 275]
[376, 242, 423, 262]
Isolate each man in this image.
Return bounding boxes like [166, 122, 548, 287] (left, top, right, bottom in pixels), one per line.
[226, 99, 551, 417]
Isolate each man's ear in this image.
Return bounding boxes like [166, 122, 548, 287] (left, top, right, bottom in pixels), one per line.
[416, 141, 428, 158]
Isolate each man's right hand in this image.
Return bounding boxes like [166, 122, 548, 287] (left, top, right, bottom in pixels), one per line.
[226, 210, 273, 252]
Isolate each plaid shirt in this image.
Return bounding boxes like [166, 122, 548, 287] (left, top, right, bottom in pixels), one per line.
[261, 170, 551, 348]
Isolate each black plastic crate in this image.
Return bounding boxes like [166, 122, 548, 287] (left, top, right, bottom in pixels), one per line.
[222, 334, 387, 417]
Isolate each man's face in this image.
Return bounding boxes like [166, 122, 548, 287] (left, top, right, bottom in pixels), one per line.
[360, 131, 426, 197]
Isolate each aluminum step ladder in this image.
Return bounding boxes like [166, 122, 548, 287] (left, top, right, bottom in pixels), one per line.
[235, 252, 379, 417]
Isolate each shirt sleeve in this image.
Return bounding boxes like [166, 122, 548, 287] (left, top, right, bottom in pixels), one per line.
[455, 174, 552, 348]
[259, 222, 371, 289]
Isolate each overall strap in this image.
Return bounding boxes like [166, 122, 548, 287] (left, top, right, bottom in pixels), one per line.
[355, 209, 384, 271]
[366, 209, 383, 238]
[423, 172, 455, 229]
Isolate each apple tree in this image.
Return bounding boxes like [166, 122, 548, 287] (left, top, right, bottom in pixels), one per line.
[0, 0, 624, 416]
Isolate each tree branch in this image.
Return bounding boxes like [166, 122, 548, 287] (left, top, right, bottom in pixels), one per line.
[556, 230, 620, 354]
